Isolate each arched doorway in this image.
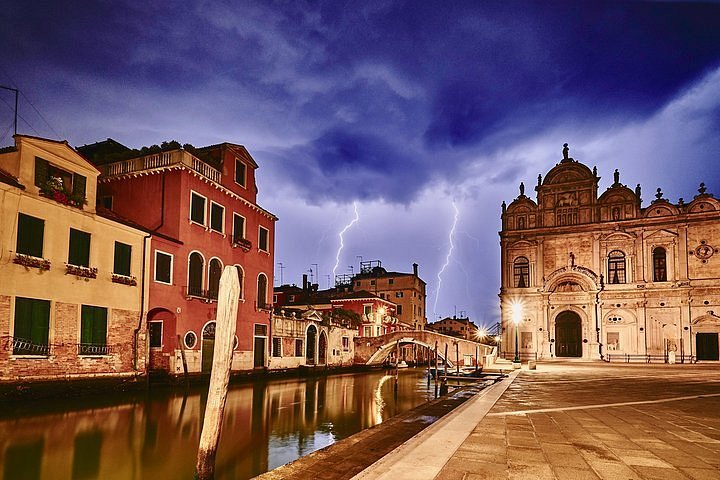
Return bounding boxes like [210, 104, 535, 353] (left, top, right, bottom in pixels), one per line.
[201, 321, 216, 374]
[318, 332, 327, 364]
[306, 325, 317, 365]
[555, 311, 582, 357]
[146, 308, 176, 372]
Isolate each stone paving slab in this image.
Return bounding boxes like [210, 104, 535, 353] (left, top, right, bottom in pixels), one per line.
[435, 362, 720, 480]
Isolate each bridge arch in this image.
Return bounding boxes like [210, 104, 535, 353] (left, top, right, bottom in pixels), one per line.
[365, 337, 455, 366]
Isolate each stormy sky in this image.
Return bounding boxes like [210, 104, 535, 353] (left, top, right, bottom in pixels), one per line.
[2, 1, 720, 327]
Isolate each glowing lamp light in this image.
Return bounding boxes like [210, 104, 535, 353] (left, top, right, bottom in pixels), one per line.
[511, 302, 523, 325]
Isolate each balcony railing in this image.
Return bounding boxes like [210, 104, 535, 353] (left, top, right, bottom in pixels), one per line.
[11, 337, 50, 356]
[100, 150, 221, 184]
[186, 286, 218, 301]
[78, 343, 111, 355]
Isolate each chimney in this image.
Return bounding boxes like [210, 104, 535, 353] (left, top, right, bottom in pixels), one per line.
[302, 274, 308, 291]
[413, 263, 418, 277]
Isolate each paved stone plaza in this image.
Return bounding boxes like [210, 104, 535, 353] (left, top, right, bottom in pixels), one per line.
[434, 362, 720, 480]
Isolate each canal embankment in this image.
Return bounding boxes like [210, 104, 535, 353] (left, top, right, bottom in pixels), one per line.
[255, 373, 515, 480]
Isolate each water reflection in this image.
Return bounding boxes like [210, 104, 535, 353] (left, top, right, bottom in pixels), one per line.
[0, 368, 435, 480]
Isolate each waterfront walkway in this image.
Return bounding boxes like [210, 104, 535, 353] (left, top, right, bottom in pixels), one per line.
[357, 362, 720, 480]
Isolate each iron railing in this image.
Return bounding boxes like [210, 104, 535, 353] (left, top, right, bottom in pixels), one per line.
[186, 286, 218, 301]
[605, 354, 695, 364]
[11, 337, 50, 356]
[78, 343, 112, 355]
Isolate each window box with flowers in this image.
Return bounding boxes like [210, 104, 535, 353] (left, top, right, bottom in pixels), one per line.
[39, 176, 87, 209]
[13, 253, 51, 270]
[66, 264, 98, 279]
[112, 273, 138, 286]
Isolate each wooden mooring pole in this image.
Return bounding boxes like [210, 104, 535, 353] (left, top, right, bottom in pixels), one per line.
[195, 266, 240, 480]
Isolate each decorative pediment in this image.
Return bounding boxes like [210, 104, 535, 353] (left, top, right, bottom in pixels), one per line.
[302, 309, 324, 322]
[687, 198, 719, 214]
[644, 202, 679, 218]
[545, 266, 599, 292]
[600, 231, 636, 243]
[508, 239, 537, 249]
[692, 311, 720, 326]
[645, 229, 678, 241]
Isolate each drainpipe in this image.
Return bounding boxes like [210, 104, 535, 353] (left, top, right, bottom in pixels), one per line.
[596, 274, 604, 360]
[134, 234, 152, 373]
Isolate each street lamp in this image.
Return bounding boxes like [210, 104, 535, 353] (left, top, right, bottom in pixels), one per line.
[511, 302, 522, 365]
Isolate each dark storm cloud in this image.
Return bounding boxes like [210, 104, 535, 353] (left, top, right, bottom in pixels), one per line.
[1, 0, 720, 205]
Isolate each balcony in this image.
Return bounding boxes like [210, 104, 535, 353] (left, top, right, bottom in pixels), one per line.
[186, 286, 218, 302]
[99, 149, 221, 184]
[231, 236, 252, 252]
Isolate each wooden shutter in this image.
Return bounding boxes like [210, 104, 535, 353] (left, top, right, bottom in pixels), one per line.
[14, 297, 50, 347]
[34, 157, 49, 187]
[113, 242, 132, 276]
[17, 213, 44, 257]
[81, 305, 107, 346]
[69, 229, 91, 267]
[72, 173, 86, 198]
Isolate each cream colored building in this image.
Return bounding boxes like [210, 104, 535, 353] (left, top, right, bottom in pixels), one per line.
[0, 135, 149, 382]
[500, 145, 720, 362]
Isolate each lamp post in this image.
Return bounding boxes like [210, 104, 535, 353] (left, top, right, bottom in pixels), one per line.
[512, 302, 522, 366]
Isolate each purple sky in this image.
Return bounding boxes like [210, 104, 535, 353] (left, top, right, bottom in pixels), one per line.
[2, 1, 720, 328]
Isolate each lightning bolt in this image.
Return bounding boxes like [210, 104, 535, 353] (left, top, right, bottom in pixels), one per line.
[433, 201, 459, 318]
[333, 202, 360, 278]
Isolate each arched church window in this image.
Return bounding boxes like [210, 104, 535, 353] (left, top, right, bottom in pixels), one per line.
[607, 250, 626, 284]
[513, 257, 530, 288]
[653, 247, 667, 282]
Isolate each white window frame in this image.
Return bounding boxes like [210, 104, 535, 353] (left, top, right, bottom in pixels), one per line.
[209, 201, 225, 234]
[186, 250, 206, 296]
[258, 226, 270, 252]
[189, 190, 207, 226]
[235, 158, 247, 188]
[154, 249, 174, 285]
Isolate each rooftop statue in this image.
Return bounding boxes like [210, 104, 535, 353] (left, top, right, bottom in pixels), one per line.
[562, 143, 569, 160]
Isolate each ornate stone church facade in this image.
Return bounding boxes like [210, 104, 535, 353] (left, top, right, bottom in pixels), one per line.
[499, 145, 720, 362]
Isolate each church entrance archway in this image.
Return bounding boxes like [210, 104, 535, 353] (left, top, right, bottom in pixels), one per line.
[555, 311, 582, 357]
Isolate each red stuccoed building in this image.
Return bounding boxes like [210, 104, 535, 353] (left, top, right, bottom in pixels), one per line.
[80, 140, 277, 376]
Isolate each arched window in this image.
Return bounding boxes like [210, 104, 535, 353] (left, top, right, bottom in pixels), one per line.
[607, 250, 626, 284]
[235, 265, 244, 299]
[257, 273, 268, 309]
[188, 252, 204, 297]
[513, 257, 530, 288]
[208, 258, 222, 300]
[653, 247, 667, 282]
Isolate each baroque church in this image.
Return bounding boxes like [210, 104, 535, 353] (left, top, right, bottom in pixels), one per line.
[499, 145, 720, 362]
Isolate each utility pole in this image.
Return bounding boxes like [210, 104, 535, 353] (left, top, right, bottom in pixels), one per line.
[0, 85, 19, 136]
[312, 264, 318, 285]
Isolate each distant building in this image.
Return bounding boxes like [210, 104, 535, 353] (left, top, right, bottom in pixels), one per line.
[427, 316, 479, 339]
[0, 135, 147, 383]
[351, 261, 427, 330]
[79, 139, 277, 375]
[500, 145, 720, 361]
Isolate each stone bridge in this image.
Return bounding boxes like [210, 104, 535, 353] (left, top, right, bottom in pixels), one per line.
[354, 330, 494, 367]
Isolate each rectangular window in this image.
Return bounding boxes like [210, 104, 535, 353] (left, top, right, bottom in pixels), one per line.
[258, 226, 269, 252]
[149, 321, 162, 348]
[370, 280, 376, 285]
[364, 305, 372, 316]
[113, 242, 132, 276]
[395, 291, 404, 298]
[13, 297, 51, 355]
[388, 279, 394, 285]
[210, 202, 224, 233]
[235, 159, 247, 187]
[154, 250, 173, 284]
[295, 339, 303, 357]
[254, 324, 268, 336]
[17, 213, 44, 257]
[356, 281, 361, 287]
[397, 304, 403, 315]
[342, 337, 349, 351]
[363, 326, 372, 337]
[232, 213, 246, 241]
[190, 191, 206, 225]
[68, 228, 91, 267]
[272, 337, 282, 357]
[80, 305, 108, 355]
[34, 157, 86, 199]
[379, 293, 385, 299]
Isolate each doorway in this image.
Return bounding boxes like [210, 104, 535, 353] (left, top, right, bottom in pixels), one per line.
[696, 333, 719, 361]
[201, 321, 216, 374]
[306, 325, 317, 365]
[555, 311, 582, 357]
[318, 332, 327, 365]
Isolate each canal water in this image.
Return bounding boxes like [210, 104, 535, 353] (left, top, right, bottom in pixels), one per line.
[1, 368, 439, 480]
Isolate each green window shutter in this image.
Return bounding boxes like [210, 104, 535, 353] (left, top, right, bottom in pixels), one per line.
[72, 173, 86, 197]
[81, 305, 107, 346]
[14, 297, 50, 353]
[17, 213, 44, 257]
[69, 229, 91, 267]
[113, 242, 132, 276]
[34, 157, 49, 187]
